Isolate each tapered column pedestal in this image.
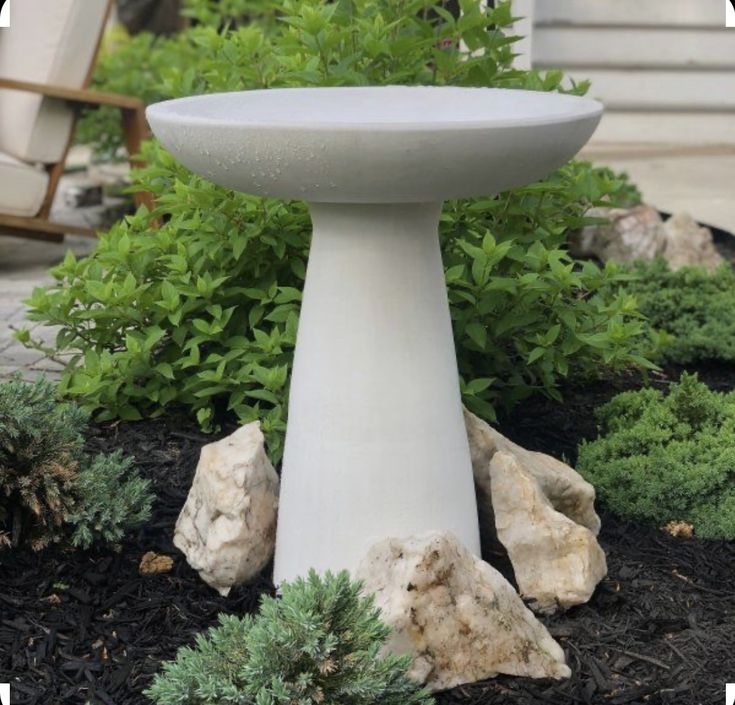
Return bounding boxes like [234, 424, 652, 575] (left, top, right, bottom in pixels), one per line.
[274, 202, 481, 585]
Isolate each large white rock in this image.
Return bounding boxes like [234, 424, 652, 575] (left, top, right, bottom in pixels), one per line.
[489, 452, 607, 614]
[174, 422, 279, 596]
[357, 531, 570, 691]
[464, 409, 606, 614]
[570, 205, 723, 272]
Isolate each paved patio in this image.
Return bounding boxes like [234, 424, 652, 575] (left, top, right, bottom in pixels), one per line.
[582, 145, 735, 235]
[0, 234, 95, 381]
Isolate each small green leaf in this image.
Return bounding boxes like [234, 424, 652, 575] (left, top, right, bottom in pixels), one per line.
[465, 323, 487, 350]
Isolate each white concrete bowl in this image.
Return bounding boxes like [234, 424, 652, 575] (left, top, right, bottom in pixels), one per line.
[146, 85, 602, 203]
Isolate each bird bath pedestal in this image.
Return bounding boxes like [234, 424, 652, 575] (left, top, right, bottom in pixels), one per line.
[147, 86, 602, 585]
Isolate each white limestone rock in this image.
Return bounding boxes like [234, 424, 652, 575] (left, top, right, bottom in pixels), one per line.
[489, 452, 607, 614]
[464, 409, 606, 614]
[174, 422, 279, 596]
[662, 211, 723, 272]
[464, 409, 601, 535]
[357, 531, 570, 691]
[569, 205, 666, 263]
[569, 205, 723, 272]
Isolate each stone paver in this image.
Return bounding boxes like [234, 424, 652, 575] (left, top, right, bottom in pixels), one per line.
[0, 233, 95, 381]
[0, 154, 124, 381]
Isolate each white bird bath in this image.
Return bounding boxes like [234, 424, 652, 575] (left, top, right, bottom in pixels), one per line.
[147, 86, 602, 585]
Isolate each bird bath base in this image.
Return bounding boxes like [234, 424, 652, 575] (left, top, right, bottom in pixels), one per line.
[274, 201, 480, 584]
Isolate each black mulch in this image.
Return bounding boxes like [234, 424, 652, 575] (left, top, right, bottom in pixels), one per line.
[1, 364, 734, 705]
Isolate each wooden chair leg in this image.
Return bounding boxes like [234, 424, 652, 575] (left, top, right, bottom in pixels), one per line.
[122, 105, 155, 212]
[0, 226, 64, 243]
[0, 215, 96, 241]
[36, 160, 66, 221]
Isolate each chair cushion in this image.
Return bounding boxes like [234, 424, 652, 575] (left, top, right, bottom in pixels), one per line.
[0, 0, 109, 164]
[0, 151, 49, 217]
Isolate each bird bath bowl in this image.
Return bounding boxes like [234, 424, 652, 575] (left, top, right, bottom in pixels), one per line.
[147, 86, 602, 585]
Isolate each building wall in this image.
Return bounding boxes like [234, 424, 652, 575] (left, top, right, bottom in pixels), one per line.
[531, 0, 735, 145]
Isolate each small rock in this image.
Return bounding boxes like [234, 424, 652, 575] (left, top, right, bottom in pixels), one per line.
[139, 551, 174, 575]
[662, 212, 723, 272]
[357, 531, 570, 691]
[465, 409, 606, 614]
[663, 520, 694, 539]
[174, 422, 279, 595]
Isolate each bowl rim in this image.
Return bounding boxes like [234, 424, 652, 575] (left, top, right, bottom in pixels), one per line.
[146, 85, 603, 133]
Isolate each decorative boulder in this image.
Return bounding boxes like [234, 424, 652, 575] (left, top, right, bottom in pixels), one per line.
[569, 205, 666, 263]
[464, 409, 607, 614]
[662, 212, 723, 272]
[569, 205, 723, 272]
[174, 422, 279, 595]
[357, 531, 570, 691]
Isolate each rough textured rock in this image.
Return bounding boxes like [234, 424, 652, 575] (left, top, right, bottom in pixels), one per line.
[174, 422, 279, 595]
[489, 452, 607, 614]
[569, 205, 723, 272]
[464, 409, 606, 614]
[569, 205, 665, 263]
[357, 531, 570, 691]
[662, 212, 723, 272]
[139, 551, 174, 576]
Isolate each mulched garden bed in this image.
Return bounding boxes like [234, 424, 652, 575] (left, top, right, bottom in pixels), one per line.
[2, 364, 734, 705]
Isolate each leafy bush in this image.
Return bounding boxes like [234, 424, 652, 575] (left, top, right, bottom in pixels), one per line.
[608, 258, 735, 365]
[577, 373, 735, 539]
[146, 570, 433, 705]
[24, 0, 653, 460]
[75, 0, 308, 159]
[0, 376, 153, 550]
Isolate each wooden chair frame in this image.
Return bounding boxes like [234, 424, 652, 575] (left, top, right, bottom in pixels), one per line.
[0, 0, 153, 243]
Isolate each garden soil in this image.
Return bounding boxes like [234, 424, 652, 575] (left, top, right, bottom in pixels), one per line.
[2, 362, 734, 705]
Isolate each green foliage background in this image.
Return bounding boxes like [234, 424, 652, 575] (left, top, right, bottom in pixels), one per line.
[24, 0, 654, 460]
[146, 570, 433, 705]
[577, 374, 735, 540]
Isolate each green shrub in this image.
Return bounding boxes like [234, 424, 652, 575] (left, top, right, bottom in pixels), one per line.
[67, 451, 154, 549]
[0, 375, 153, 550]
[577, 373, 735, 539]
[24, 0, 653, 460]
[608, 258, 735, 365]
[0, 376, 86, 549]
[146, 570, 433, 705]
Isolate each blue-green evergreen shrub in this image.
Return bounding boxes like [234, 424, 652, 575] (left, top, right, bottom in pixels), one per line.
[146, 570, 434, 705]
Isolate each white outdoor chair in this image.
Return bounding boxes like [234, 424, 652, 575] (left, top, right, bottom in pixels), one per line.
[0, 0, 151, 243]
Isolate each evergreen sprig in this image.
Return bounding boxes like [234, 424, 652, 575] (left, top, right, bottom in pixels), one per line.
[67, 451, 153, 549]
[146, 571, 434, 705]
